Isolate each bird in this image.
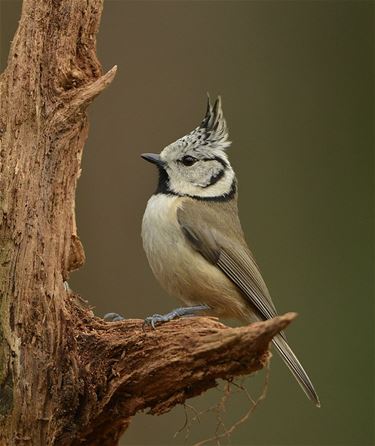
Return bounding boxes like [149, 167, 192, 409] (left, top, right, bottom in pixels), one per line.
[140, 95, 320, 407]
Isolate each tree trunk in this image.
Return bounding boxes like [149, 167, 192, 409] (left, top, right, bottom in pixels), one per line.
[0, 1, 295, 444]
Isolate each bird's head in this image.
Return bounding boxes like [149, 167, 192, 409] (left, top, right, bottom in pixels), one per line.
[142, 96, 236, 200]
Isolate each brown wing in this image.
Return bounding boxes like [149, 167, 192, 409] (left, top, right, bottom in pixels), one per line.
[177, 199, 280, 324]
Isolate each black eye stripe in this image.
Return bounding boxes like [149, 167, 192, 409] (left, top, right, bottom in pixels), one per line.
[178, 156, 228, 167]
[200, 156, 228, 168]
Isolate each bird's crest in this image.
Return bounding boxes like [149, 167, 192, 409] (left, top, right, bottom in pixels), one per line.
[175, 95, 231, 152]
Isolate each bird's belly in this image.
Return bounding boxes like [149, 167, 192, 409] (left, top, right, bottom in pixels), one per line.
[141, 194, 250, 320]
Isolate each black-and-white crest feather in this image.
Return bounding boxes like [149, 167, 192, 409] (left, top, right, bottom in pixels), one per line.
[198, 95, 231, 149]
[176, 96, 231, 152]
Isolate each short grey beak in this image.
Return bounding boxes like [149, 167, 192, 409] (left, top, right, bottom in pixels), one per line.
[141, 153, 163, 167]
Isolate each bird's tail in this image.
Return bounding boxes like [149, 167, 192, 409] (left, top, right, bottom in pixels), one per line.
[272, 334, 320, 407]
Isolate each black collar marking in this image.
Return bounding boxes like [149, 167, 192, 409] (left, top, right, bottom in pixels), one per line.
[194, 180, 237, 202]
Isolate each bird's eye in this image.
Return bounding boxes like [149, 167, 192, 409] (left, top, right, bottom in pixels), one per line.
[181, 155, 198, 166]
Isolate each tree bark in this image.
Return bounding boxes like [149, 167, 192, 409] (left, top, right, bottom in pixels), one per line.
[0, 1, 295, 445]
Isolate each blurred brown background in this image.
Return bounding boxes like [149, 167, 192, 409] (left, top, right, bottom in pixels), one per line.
[1, 1, 374, 445]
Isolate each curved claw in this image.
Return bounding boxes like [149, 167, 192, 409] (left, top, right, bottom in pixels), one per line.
[143, 314, 165, 330]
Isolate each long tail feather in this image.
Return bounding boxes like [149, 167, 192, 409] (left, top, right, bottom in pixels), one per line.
[272, 334, 320, 407]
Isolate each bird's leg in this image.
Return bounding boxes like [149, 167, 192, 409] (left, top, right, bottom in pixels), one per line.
[144, 304, 210, 329]
[103, 312, 125, 322]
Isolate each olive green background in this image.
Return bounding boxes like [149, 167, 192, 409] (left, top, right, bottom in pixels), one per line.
[1, 1, 374, 445]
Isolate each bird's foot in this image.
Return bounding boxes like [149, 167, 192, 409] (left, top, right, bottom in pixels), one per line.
[143, 304, 210, 330]
[103, 312, 125, 322]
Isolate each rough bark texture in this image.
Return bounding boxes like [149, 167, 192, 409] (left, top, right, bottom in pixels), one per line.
[0, 1, 296, 445]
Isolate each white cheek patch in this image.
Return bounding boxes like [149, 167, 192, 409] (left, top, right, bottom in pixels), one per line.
[168, 166, 235, 198]
[193, 162, 222, 187]
[176, 161, 223, 188]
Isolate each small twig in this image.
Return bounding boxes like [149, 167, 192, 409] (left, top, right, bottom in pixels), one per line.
[191, 366, 270, 446]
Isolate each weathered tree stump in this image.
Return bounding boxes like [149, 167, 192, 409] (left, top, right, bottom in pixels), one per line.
[0, 1, 295, 444]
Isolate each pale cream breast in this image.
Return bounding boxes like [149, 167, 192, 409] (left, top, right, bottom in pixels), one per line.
[141, 194, 251, 320]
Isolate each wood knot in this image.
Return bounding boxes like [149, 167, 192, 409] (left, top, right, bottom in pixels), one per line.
[62, 68, 87, 91]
